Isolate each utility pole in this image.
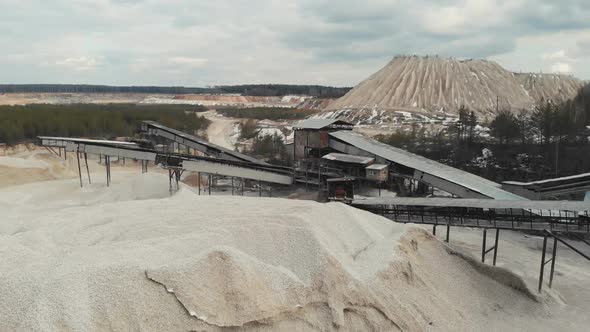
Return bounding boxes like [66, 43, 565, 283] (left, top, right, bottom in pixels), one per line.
[555, 138, 559, 177]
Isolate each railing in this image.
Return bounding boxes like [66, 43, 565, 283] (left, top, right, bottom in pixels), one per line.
[538, 230, 590, 292]
[353, 204, 590, 234]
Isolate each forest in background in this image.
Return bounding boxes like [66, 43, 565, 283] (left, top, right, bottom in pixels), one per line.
[376, 83, 590, 183]
[0, 84, 351, 98]
[0, 104, 209, 144]
[217, 107, 318, 120]
[216, 85, 350, 98]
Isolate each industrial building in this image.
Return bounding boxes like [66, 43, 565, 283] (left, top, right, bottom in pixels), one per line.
[292, 119, 354, 161]
[291, 118, 524, 201]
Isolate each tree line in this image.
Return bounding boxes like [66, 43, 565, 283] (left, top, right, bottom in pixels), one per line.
[0, 84, 351, 98]
[0, 84, 211, 94]
[489, 101, 588, 145]
[376, 83, 590, 183]
[0, 104, 209, 145]
[218, 107, 318, 121]
[247, 133, 289, 165]
[379, 83, 590, 149]
[217, 85, 351, 98]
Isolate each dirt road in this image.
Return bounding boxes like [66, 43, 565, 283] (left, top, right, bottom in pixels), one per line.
[202, 110, 240, 150]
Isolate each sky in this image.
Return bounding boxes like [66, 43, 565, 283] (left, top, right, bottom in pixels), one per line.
[0, 0, 589, 87]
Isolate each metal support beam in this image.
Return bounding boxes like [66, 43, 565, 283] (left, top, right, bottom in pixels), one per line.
[108, 156, 111, 185]
[549, 236, 558, 288]
[167, 168, 182, 193]
[539, 236, 548, 292]
[84, 153, 91, 184]
[482, 228, 487, 262]
[493, 229, 499, 265]
[208, 174, 212, 195]
[538, 235, 556, 293]
[539, 229, 590, 292]
[105, 155, 111, 187]
[432, 224, 437, 235]
[44, 146, 61, 158]
[445, 224, 450, 243]
[482, 228, 500, 265]
[76, 152, 83, 188]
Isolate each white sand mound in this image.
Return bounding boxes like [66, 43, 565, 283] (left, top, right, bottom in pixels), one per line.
[0, 151, 78, 187]
[515, 73, 584, 104]
[0, 156, 49, 169]
[324, 55, 584, 124]
[0, 173, 551, 331]
[81, 172, 173, 203]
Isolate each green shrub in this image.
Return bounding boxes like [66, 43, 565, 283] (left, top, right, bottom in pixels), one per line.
[218, 107, 318, 120]
[0, 103, 210, 144]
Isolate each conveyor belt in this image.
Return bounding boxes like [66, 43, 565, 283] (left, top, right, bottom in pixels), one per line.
[502, 173, 590, 199]
[329, 130, 525, 200]
[38, 136, 293, 185]
[139, 121, 266, 165]
[351, 197, 590, 233]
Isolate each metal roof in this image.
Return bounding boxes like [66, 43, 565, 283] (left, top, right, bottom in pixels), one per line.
[330, 130, 525, 201]
[503, 172, 590, 187]
[366, 164, 388, 170]
[322, 153, 374, 165]
[352, 197, 590, 211]
[293, 118, 352, 130]
[327, 177, 356, 182]
[38, 136, 138, 146]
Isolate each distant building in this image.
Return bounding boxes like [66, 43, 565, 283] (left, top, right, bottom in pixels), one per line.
[322, 152, 374, 177]
[292, 119, 353, 162]
[365, 164, 389, 182]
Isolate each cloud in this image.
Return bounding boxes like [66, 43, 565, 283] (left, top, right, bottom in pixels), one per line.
[538, 36, 590, 76]
[168, 57, 208, 68]
[551, 62, 572, 73]
[0, 0, 589, 85]
[569, 38, 590, 58]
[285, 0, 590, 61]
[543, 50, 568, 62]
[55, 56, 102, 71]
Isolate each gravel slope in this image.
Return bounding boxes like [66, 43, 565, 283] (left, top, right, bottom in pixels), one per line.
[325, 56, 584, 123]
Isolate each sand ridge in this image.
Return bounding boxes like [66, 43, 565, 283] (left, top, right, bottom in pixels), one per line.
[1, 152, 586, 331]
[0, 168, 556, 331]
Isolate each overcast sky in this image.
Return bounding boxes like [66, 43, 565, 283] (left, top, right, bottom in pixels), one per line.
[1, 0, 589, 87]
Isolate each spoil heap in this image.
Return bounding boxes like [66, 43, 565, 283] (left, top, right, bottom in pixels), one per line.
[324, 55, 583, 124]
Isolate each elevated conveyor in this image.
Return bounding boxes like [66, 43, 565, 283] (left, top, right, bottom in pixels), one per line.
[139, 121, 266, 165]
[351, 197, 590, 233]
[502, 173, 590, 199]
[38, 136, 293, 185]
[329, 130, 525, 200]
